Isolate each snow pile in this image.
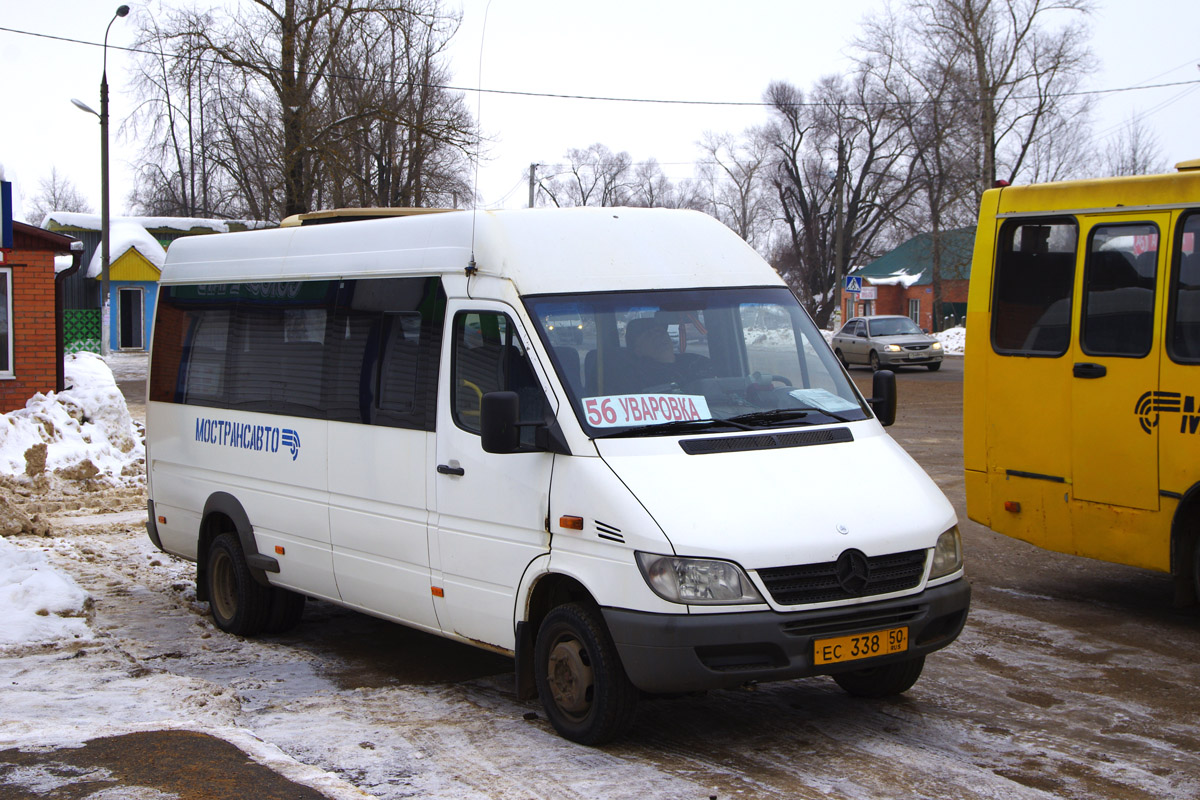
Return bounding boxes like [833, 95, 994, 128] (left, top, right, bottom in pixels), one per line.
[936, 326, 966, 355]
[0, 536, 92, 647]
[0, 353, 144, 487]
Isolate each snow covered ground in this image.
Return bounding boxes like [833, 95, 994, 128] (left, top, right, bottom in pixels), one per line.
[7, 339, 1200, 800]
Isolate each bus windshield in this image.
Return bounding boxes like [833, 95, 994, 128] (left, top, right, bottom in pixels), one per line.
[525, 287, 869, 437]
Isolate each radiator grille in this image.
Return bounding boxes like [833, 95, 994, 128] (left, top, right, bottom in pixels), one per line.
[757, 549, 926, 605]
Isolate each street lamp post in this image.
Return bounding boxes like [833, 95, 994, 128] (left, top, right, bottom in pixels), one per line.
[72, 5, 128, 357]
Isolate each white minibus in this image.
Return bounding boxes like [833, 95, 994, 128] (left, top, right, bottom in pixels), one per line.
[145, 207, 969, 744]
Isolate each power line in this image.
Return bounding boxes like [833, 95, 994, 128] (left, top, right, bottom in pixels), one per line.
[3, 24, 1199, 109]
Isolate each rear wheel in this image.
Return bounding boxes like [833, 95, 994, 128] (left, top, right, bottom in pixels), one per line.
[206, 533, 271, 637]
[534, 603, 638, 744]
[833, 655, 925, 698]
[835, 348, 848, 368]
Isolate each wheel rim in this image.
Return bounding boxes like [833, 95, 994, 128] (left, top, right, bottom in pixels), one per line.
[210, 548, 238, 622]
[547, 636, 594, 721]
[870, 352, 879, 369]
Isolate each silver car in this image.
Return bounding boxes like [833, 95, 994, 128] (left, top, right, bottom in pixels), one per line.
[832, 315, 944, 371]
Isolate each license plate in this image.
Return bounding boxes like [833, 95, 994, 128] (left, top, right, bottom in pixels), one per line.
[813, 626, 908, 665]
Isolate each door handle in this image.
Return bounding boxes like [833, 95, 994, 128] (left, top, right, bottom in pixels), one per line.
[437, 464, 465, 476]
[1073, 362, 1107, 379]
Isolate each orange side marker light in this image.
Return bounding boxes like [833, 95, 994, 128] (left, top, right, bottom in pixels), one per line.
[1004, 501, 1021, 513]
[431, 586, 444, 598]
[275, 545, 286, 555]
[559, 515, 584, 530]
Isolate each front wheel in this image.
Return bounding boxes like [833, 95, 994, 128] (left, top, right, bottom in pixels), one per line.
[869, 351, 882, 372]
[927, 362, 942, 372]
[534, 603, 638, 744]
[833, 655, 925, 698]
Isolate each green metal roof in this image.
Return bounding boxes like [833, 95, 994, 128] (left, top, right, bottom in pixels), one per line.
[852, 227, 975, 286]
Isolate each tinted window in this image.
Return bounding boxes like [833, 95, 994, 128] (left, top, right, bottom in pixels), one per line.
[992, 219, 1078, 356]
[150, 277, 445, 431]
[1081, 224, 1157, 357]
[1169, 212, 1200, 363]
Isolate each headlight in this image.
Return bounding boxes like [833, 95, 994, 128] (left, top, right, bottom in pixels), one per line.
[929, 526, 963, 579]
[882, 344, 903, 352]
[931, 341, 943, 350]
[635, 552, 764, 605]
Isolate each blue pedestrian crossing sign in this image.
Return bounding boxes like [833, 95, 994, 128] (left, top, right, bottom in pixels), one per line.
[844, 276, 862, 293]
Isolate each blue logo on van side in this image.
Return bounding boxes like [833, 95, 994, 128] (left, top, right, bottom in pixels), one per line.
[281, 429, 301, 460]
[194, 418, 301, 461]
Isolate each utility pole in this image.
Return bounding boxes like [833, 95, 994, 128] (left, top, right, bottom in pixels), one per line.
[528, 163, 539, 208]
[832, 139, 845, 328]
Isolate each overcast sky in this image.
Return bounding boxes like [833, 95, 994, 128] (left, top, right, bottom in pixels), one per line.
[1, 0, 1196, 221]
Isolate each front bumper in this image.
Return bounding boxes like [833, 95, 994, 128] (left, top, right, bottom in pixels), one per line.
[880, 350, 943, 366]
[603, 578, 970, 693]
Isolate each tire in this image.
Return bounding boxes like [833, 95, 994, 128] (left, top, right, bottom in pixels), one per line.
[833, 655, 925, 698]
[534, 603, 638, 745]
[1193, 533, 1200, 606]
[264, 587, 306, 634]
[927, 362, 942, 372]
[835, 348, 848, 368]
[206, 533, 272, 637]
[869, 351, 881, 372]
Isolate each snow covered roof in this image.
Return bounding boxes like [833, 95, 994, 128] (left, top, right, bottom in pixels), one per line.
[853, 228, 975, 288]
[85, 221, 166, 278]
[43, 211, 275, 234]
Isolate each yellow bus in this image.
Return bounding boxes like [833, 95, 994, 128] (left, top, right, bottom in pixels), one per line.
[964, 160, 1200, 605]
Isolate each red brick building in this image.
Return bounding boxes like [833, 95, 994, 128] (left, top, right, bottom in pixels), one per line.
[0, 221, 80, 413]
[843, 228, 974, 332]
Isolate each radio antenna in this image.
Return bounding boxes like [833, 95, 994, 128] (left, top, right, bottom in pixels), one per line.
[468, 0, 495, 284]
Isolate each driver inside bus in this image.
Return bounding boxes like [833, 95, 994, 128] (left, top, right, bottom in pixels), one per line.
[626, 317, 709, 389]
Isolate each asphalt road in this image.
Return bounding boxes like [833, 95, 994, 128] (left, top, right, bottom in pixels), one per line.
[7, 354, 1200, 799]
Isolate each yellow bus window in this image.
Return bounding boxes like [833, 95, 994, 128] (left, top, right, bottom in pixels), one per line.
[1082, 223, 1158, 358]
[1169, 213, 1200, 362]
[992, 219, 1078, 356]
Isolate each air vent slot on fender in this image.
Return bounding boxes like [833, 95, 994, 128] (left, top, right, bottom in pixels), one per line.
[679, 426, 853, 455]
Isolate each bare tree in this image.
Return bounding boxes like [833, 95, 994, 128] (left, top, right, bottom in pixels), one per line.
[1101, 114, 1168, 176]
[911, 0, 1095, 195]
[858, 6, 977, 331]
[765, 74, 918, 327]
[697, 130, 775, 250]
[25, 168, 93, 224]
[130, 0, 476, 220]
[624, 159, 704, 211]
[538, 144, 634, 207]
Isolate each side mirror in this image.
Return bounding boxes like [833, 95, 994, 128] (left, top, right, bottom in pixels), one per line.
[481, 391, 521, 453]
[871, 369, 896, 427]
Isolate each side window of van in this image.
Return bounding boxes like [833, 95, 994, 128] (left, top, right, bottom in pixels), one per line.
[452, 311, 548, 445]
[992, 218, 1078, 356]
[1081, 223, 1158, 358]
[150, 277, 445, 431]
[1169, 212, 1200, 363]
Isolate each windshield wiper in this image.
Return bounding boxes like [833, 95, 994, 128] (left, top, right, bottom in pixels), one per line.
[593, 417, 755, 438]
[728, 407, 856, 426]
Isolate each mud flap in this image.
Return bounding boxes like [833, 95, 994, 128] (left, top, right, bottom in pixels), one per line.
[514, 621, 537, 701]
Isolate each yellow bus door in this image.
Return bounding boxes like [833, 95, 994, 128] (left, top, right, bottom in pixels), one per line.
[1068, 215, 1167, 511]
[1160, 212, 1199, 501]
